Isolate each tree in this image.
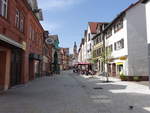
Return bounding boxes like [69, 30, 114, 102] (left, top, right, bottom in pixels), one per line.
[100, 47, 112, 82]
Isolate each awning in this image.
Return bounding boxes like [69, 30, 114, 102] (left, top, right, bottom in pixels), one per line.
[29, 53, 43, 61]
[0, 34, 23, 49]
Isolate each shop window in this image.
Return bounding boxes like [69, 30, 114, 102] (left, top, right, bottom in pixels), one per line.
[117, 64, 123, 74]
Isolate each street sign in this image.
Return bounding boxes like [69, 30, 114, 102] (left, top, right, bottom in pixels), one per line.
[45, 38, 54, 45]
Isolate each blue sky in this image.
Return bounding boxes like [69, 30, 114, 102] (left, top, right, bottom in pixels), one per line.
[37, 0, 138, 53]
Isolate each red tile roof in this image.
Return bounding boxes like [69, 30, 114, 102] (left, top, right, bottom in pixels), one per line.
[88, 22, 102, 34]
[88, 22, 107, 34]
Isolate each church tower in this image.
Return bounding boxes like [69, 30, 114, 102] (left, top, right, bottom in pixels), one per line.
[73, 42, 77, 55]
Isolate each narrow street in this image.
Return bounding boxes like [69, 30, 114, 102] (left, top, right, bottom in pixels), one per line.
[0, 71, 150, 113]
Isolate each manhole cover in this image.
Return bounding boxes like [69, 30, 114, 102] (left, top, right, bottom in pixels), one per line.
[93, 87, 103, 90]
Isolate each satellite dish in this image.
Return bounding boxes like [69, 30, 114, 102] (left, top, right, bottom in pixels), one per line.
[45, 38, 54, 45]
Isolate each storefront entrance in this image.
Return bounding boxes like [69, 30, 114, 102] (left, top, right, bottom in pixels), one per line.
[117, 64, 123, 75]
[0, 51, 7, 90]
[112, 63, 116, 76]
[29, 53, 42, 80]
[10, 49, 22, 87]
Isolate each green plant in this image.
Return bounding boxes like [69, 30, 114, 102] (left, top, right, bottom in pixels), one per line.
[133, 76, 139, 81]
[120, 73, 127, 81]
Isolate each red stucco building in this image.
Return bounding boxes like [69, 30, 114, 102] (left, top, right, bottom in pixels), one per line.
[0, 0, 44, 90]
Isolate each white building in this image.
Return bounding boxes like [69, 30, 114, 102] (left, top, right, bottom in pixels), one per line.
[105, 1, 149, 80]
[78, 23, 102, 63]
[141, 0, 150, 80]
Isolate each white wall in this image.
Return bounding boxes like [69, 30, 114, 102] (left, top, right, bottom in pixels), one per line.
[126, 3, 148, 76]
[145, 1, 150, 44]
[87, 26, 94, 60]
[105, 18, 128, 75]
[105, 19, 128, 58]
[144, 1, 150, 78]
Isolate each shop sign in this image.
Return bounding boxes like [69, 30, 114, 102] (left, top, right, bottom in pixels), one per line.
[45, 38, 54, 45]
[22, 41, 26, 50]
[119, 56, 127, 60]
[116, 62, 123, 65]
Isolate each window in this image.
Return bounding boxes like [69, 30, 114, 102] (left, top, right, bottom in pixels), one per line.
[98, 35, 102, 43]
[107, 44, 113, 52]
[15, 9, 25, 32]
[114, 39, 124, 50]
[106, 28, 112, 38]
[94, 39, 96, 45]
[96, 37, 99, 44]
[90, 43, 91, 51]
[106, 45, 112, 56]
[0, 0, 8, 18]
[15, 9, 20, 28]
[114, 19, 123, 33]
[20, 12, 24, 32]
[88, 34, 90, 41]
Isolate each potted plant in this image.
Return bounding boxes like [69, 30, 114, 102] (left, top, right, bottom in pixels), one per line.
[120, 73, 127, 81]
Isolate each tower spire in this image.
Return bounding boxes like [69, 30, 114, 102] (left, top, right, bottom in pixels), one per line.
[73, 41, 77, 57]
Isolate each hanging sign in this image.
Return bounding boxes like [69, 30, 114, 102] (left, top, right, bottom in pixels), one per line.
[45, 38, 54, 45]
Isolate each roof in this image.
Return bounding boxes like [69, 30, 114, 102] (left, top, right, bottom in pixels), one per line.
[104, 0, 141, 32]
[88, 22, 103, 34]
[92, 23, 109, 40]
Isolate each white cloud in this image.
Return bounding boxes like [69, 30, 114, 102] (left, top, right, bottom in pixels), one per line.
[40, 21, 61, 33]
[37, 0, 83, 11]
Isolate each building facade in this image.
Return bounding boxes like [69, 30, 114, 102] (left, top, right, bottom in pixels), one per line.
[42, 31, 53, 76]
[104, 1, 148, 80]
[141, 0, 150, 80]
[78, 22, 101, 64]
[49, 35, 60, 74]
[0, 0, 44, 90]
[92, 23, 108, 73]
[59, 48, 69, 70]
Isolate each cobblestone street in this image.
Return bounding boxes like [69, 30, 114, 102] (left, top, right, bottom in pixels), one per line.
[1, 71, 150, 113]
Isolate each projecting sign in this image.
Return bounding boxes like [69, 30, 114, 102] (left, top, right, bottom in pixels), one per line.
[45, 38, 54, 45]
